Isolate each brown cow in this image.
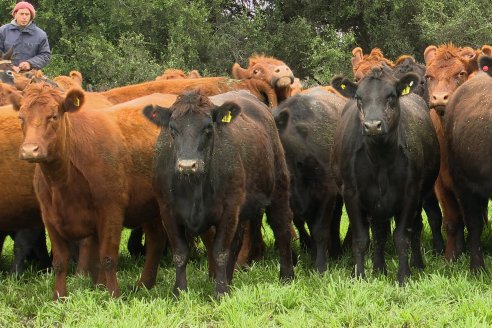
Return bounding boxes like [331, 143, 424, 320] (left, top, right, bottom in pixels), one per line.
[351, 47, 395, 82]
[11, 85, 173, 299]
[423, 43, 485, 260]
[155, 68, 202, 80]
[443, 69, 492, 271]
[98, 76, 277, 108]
[232, 54, 295, 102]
[53, 71, 84, 91]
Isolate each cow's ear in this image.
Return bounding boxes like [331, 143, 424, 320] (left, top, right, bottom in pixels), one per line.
[396, 73, 420, 96]
[273, 108, 289, 132]
[331, 76, 357, 98]
[232, 63, 250, 79]
[351, 47, 363, 71]
[142, 105, 171, 126]
[212, 102, 241, 125]
[479, 56, 492, 76]
[424, 45, 437, 65]
[482, 45, 492, 57]
[62, 88, 85, 113]
[10, 91, 22, 111]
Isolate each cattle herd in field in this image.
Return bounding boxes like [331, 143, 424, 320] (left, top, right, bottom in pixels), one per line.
[0, 43, 492, 299]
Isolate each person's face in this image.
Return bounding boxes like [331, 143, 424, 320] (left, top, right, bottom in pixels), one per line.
[14, 8, 32, 27]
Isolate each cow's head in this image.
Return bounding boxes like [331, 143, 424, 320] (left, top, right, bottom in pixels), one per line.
[424, 44, 479, 115]
[143, 90, 241, 176]
[351, 47, 395, 82]
[232, 55, 295, 92]
[479, 55, 492, 77]
[393, 56, 427, 100]
[12, 83, 85, 162]
[332, 67, 419, 138]
[0, 48, 15, 85]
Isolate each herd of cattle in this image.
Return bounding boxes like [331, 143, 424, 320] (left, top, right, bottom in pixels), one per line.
[0, 43, 492, 300]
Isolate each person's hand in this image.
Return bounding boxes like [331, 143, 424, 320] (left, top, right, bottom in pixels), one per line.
[12, 65, 20, 73]
[18, 61, 31, 71]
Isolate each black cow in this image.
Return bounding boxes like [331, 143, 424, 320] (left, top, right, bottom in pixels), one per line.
[392, 57, 445, 255]
[143, 90, 294, 297]
[272, 90, 346, 272]
[0, 49, 14, 85]
[0, 228, 51, 274]
[479, 55, 492, 77]
[443, 69, 492, 271]
[331, 67, 440, 284]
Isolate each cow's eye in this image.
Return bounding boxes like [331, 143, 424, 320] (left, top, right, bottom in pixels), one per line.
[48, 115, 58, 122]
[458, 71, 467, 78]
[169, 126, 178, 138]
[253, 69, 261, 75]
[18, 116, 24, 125]
[425, 75, 433, 82]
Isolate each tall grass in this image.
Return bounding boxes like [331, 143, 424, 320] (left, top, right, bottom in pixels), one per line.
[0, 211, 492, 327]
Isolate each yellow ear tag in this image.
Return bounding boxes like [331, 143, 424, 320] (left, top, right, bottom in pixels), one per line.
[341, 83, 346, 90]
[74, 97, 80, 107]
[401, 81, 414, 96]
[221, 111, 232, 123]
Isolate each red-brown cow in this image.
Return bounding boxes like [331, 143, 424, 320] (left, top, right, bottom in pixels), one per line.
[232, 54, 295, 102]
[155, 69, 202, 80]
[443, 67, 492, 271]
[11, 85, 173, 299]
[98, 76, 277, 108]
[351, 47, 395, 82]
[423, 43, 486, 260]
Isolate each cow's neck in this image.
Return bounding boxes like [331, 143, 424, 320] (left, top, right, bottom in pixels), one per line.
[39, 115, 72, 185]
[363, 132, 399, 165]
[276, 87, 291, 102]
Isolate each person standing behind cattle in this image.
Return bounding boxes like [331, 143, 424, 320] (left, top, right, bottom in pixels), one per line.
[0, 1, 50, 72]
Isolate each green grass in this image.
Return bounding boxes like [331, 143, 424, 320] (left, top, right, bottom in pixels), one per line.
[1, 211, 492, 327]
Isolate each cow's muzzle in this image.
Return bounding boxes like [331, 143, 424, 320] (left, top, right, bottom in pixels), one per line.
[177, 159, 202, 175]
[363, 120, 383, 136]
[19, 143, 45, 162]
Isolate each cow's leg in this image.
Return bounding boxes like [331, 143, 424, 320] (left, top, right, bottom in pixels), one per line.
[137, 219, 166, 289]
[459, 192, 487, 271]
[435, 180, 465, 261]
[127, 227, 146, 258]
[410, 211, 425, 270]
[308, 195, 336, 273]
[422, 191, 444, 254]
[344, 195, 369, 279]
[329, 195, 344, 259]
[201, 228, 216, 280]
[160, 203, 190, 297]
[11, 229, 36, 274]
[31, 228, 51, 271]
[76, 236, 94, 277]
[227, 221, 246, 283]
[212, 209, 240, 298]
[265, 170, 295, 282]
[372, 220, 389, 275]
[394, 195, 420, 286]
[97, 208, 123, 298]
[293, 215, 311, 252]
[46, 224, 70, 300]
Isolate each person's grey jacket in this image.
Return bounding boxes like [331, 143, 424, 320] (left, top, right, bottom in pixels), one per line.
[0, 21, 50, 69]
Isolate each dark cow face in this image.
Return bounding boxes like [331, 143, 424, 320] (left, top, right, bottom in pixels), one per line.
[143, 91, 241, 176]
[479, 55, 492, 77]
[12, 84, 84, 162]
[424, 45, 478, 115]
[0, 48, 15, 85]
[332, 68, 419, 137]
[393, 57, 427, 99]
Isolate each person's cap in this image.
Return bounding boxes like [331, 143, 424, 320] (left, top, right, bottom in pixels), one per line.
[12, 1, 36, 20]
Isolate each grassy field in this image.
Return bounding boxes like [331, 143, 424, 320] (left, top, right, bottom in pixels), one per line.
[1, 212, 492, 327]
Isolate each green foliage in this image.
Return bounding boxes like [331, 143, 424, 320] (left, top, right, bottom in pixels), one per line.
[3, 1, 492, 91]
[415, 0, 492, 49]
